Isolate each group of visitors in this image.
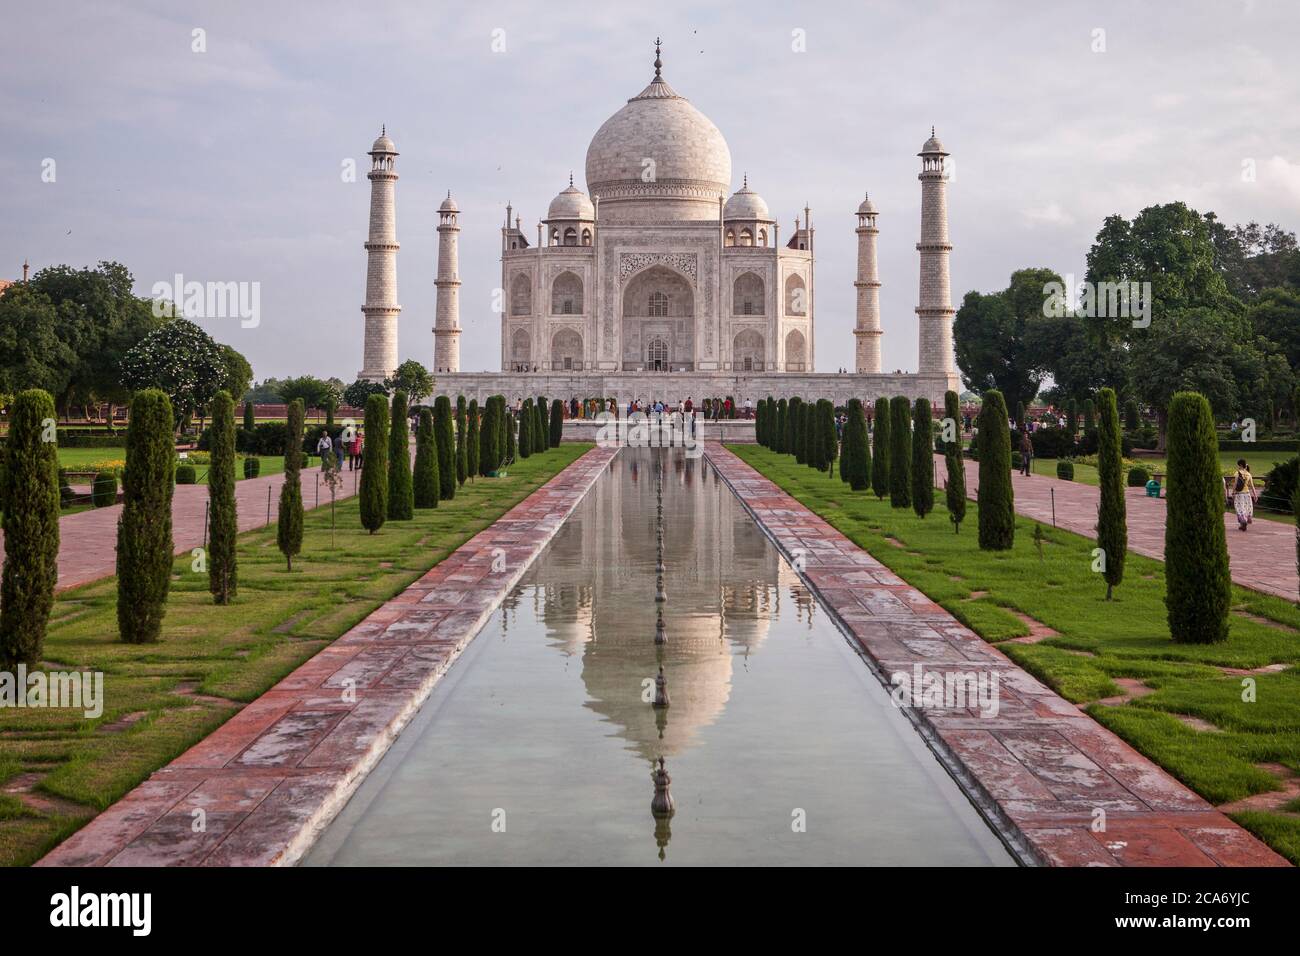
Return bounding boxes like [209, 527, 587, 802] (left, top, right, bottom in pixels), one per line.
[314, 429, 364, 471]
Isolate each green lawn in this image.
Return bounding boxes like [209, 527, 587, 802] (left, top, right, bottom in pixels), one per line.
[57, 447, 287, 485]
[731, 444, 1300, 864]
[0, 443, 589, 867]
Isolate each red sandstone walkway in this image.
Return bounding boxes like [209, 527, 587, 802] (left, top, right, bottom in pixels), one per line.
[37, 446, 617, 867]
[936, 454, 1299, 603]
[0, 463, 364, 594]
[713, 443, 1286, 867]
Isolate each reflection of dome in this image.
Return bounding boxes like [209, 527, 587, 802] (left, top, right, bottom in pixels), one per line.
[584, 45, 732, 221]
[547, 180, 595, 221]
[723, 178, 771, 221]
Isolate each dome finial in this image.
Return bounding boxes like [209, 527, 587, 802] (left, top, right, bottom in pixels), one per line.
[743, 172, 748, 189]
[931, 125, 935, 136]
[569, 171, 574, 187]
[653, 37, 662, 79]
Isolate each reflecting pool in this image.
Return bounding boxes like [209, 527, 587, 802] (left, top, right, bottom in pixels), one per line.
[305, 447, 1013, 865]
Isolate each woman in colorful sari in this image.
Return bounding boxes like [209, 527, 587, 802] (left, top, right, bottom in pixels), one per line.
[1230, 459, 1257, 531]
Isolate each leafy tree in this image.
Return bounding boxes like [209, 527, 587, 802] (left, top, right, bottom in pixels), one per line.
[218, 345, 253, 405]
[872, 396, 890, 500]
[943, 390, 967, 533]
[953, 268, 1056, 419]
[384, 360, 433, 405]
[207, 391, 238, 603]
[976, 390, 1014, 550]
[116, 389, 175, 642]
[119, 318, 229, 426]
[0, 285, 78, 400]
[1249, 286, 1300, 370]
[343, 377, 388, 410]
[1124, 399, 1139, 431]
[1096, 388, 1126, 600]
[1164, 391, 1231, 643]
[455, 396, 468, 486]
[359, 394, 389, 533]
[888, 396, 911, 508]
[0, 390, 60, 668]
[276, 375, 333, 413]
[413, 408, 440, 508]
[911, 398, 934, 517]
[434, 396, 456, 499]
[387, 390, 414, 520]
[1205, 215, 1300, 302]
[277, 399, 304, 569]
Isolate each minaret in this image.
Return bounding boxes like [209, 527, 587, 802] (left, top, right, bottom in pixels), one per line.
[359, 127, 400, 382]
[854, 193, 882, 373]
[915, 128, 956, 381]
[433, 192, 461, 373]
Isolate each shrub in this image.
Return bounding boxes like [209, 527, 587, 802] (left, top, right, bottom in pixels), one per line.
[888, 396, 911, 508]
[388, 390, 414, 520]
[1096, 387, 1126, 600]
[117, 389, 175, 643]
[1127, 466, 1151, 487]
[872, 397, 890, 500]
[1164, 391, 1231, 644]
[1029, 426, 1076, 460]
[943, 390, 967, 533]
[1263, 456, 1298, 513]
[243, 456, 261, 479]
[277, 399, 304, 570]
[976, 390, 1014, 550]
[911, 398, 934, 517]
[414, 408, 440, 508]
[208, 391, 238, 604]
[92, 471, 118, 508]
[175, 464, 197, 484]
[359, 394, 389, 533]
[1011, 450, 1023, 470]
[1056, 460, 1074, 480]
[433, 396, 456, 499]
[0, 389, 60, 668]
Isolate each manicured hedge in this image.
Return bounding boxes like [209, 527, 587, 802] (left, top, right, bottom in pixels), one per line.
[1128, 466, 1150, 487]
[243, 457, 261, 479]
[92, 471, 118, 507]
[175, 464, 197, 484]
[1056, 460, 1074, 480]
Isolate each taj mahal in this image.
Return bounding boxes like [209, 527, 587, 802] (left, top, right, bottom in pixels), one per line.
[357, 41, 960, 407]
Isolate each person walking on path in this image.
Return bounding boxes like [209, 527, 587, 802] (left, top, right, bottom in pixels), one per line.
[315, 430, 333, 466]
[1231, 459, 1258, 531]
[1019, 430, 1033, 477]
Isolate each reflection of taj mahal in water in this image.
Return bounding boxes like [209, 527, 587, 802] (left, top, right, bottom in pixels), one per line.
[357, 41, 960, 408]
[498, 454, 816, 763]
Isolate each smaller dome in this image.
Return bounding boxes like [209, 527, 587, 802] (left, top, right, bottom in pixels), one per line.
[547, 179, 595, 221]
[439, 191, 458, 213]
[723, 177, 771, 221]
[857, 192, 877, 215]
[919, 127, 947, 155]
[371, 127, 396, 153]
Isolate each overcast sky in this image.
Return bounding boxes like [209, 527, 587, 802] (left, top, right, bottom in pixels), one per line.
[3, 0, 1298, 382]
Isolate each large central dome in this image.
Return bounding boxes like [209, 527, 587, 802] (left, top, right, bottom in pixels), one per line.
[584, 48, 732, 222]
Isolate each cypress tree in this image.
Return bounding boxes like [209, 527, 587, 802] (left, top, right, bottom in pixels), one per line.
[844, 399, 870, 490]
[538, 397, 550, 451]
[819, 400, 838, 476]
[467, 399, 480, 480]
[1096, 387, 1127, 600]
[1164, 391, 1231, 643]
[943, 390, 967, 533]
[454, 396, 468, 486]
[550, 399, 564, 447]
[976, 389, 1015, 550]
[434, 395, 456, 499]
[533, 402, 545, 455]
[519, 399, 534, 458]
[208, 390, 238, 604]
[388, 390, 414, 519]
[889, 396, 912, 508]
[277, 399, 305, 569]
[505, 408, 517, 463]
[911, 397, 934, 518]
[360, 393, 389, 533]
[872, 396, 890, 500]
[1066, 399, 1078, 436]
[801, 402, 814, 467]
[1083, 397, 1096, 433]
[481, 396, 504, 475]
[756, 399, 766, 447]
[789, 397, 803, 461]
[243, 400, 255, 432]
[0, 389, 60, 667]
[775, 398, 788, 454]
[116, 389, 175, 644]
[413, 408, 440, 508]
[1124, 399, 1139, 432]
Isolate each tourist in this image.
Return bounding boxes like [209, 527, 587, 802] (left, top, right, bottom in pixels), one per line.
[315, 429, 333, 465]
[744, 397, 752, 418]
[348, 431, 362, 470]
[684, 396, 693, 415]
[333, 432, 345, 470]
[1230, 459, 1257, 531]
[1019, 431, 1033, 477]
[355, 431, 364, 468]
